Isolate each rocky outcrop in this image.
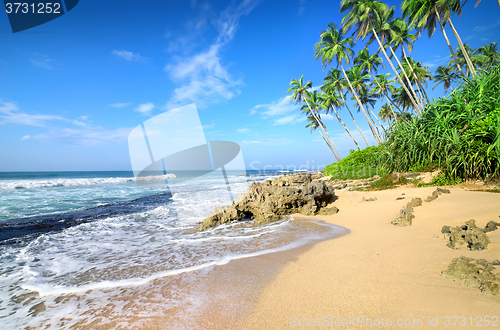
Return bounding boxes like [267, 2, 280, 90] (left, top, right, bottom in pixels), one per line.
[362, 197, 377, 202]
[200, 173, 338, 231]
[484, 220, 500, 233]
[442, 220, 490, 251]
[425, 187, 450, 202]
[391, 198, 422, 227]
[442, 257, 500, 295]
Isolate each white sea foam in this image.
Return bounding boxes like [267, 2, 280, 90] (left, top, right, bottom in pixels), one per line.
[0, 175, 177, 190]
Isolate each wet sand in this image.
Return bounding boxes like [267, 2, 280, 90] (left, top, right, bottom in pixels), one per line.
[242, 186, 500, 329]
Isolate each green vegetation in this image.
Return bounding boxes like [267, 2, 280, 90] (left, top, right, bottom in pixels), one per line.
[323, 146, 387, 180]
[380, 66, 500, 180]
[416, 174, 464, 187]
[368, 174, 408, 190]
[291, 1, 500, 185]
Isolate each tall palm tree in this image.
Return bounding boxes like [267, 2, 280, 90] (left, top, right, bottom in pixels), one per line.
[469, 0, 500, 10]
[323, 68, 370, 147]
[302, 90, 341, 161]
[341, 0, 422, 113]
[400, 56, 431, 104]
[354, 49, 398, 120]
[314, 23, 381, 143]
[432, 65, 455, 94]
[402, 0, 475, 76]
[476, 42, 500, 69]
[355, 86, 385, 137]
[448, 43, 480, 77]
[378, 104, 394, 123]
[390, 18, 427, 106]
[319, 87, 361, 150]
[371, 73, 403, 115]
[288, 76, 339, 160]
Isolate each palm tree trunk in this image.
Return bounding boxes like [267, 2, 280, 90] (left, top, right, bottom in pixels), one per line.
[384, 91, 404, 115]
[384, 94, 399, 120]
[417, 80, 430, 104]
[369, 107, 386, 135]
[401, 47, 427, 107]
[340, 63, 381, 143]
[446, 17, 477, 77]
[370, 25, 421, 115]
[434, 6, 463, 75]
[339, 92, 370, 147]
[369, 67, 399, 122]
[331, 106, 361, 150]
[389, 45, 424, 113]
[304, 98, 340, 161]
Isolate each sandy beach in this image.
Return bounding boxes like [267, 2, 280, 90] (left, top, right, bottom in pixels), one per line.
[242, 185, 500, 329]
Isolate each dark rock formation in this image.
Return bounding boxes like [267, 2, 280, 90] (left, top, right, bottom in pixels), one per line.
[484, 221, 500, 233]
[425, 187, 451, 202]
[442, 257, 500, 295]
[200, 173, 338, 231]
[391, 198, 422, 227]
[391, 204, 414, 226]
[442, 220, 490, 251]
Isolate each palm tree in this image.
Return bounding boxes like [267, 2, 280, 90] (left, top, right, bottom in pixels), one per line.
[314, 23, 382, 143]
[323, 68, 370, 147]
[378, 104, 394, 123]
[356, 86, 386, 136]
[371, 73, 403, 116]
[448, 43, 480, 76]
[341, 0, 422, 113]
[400, 56, 431, 104]
[301, 90, 341, 161]
[476, 42, 500, 69]
[319, 88, 361, 150]
[402, 0, 475, 77]
[432, 65, 455, 94]
[468, 0, 500, 10]
[288, 76, 339, 160]
[390, 18, 427, 106]
[392, 86, 414, 112]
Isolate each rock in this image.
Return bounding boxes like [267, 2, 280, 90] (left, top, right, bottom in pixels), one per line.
[362, 197, 377, 202]
[391, 198, 423, 227]
[426, 187, 451, 202]
[200, 173, 338, 231]
[484, 221, 500, 233]
[408, 197, 423, 207]
[317, 206, 339, 215]
[444, 220, 490, 251]
[391, 204, 414, 227]
[28, 302, 46, 316]
[441, 257, 500, 295]
[396, 197, 405, 200]
[492, 260, 500, 266]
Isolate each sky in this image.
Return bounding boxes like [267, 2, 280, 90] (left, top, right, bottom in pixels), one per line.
[1, 0, 499, 172]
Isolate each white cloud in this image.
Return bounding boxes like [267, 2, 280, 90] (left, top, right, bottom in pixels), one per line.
[30, 54, 57, 70]
[242, 138, 294, 146]
[20, 135, 31, 141]
[112, 50, 144, 62]
[110, 103, 130, 108]
[237, 128, 250, 133]
[422, 55, 449, 69]
[249, 87, 319, 126]
[33, 126, 132, 146]
[322, 114, 335, 120]
[164, 0, 258, 109]
[0, 101, 66, 127]
[298, 0, 306, 15]
[134, 102, 155, 113]
[473, 18, 500, 32]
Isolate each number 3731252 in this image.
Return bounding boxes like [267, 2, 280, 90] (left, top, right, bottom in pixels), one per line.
[5, 3, 61, 14]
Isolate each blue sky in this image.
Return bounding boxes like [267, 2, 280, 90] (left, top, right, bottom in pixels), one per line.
[1, 0, 499, 172]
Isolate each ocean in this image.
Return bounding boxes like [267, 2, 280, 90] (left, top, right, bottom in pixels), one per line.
[0, 170, 347, 328]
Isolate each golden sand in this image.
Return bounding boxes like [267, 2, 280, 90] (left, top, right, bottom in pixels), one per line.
[243, 186, 500, 329]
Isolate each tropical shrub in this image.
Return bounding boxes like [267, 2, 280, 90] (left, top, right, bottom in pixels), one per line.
[380, 65, 500, 180]
[323, 145, 387, 180]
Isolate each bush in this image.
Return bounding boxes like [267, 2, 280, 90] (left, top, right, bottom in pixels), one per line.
[323, 146, 387, 180]
[379, 65, 500, 181]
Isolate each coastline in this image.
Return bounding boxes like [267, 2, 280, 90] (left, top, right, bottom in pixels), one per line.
[242, 186, 500, 329]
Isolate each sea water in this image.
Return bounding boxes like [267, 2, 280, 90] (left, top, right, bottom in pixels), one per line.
[0, 170, 346, 329]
